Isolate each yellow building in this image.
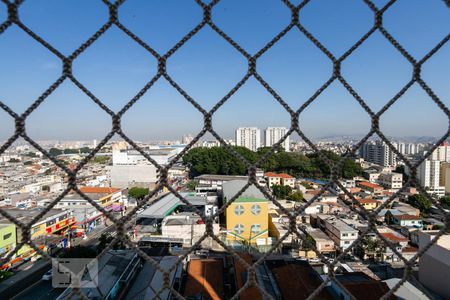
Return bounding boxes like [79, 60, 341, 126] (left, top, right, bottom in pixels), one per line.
[0, 223, 16, 256]
[355, 198, 380, 211]
[223, 180, 269, 244]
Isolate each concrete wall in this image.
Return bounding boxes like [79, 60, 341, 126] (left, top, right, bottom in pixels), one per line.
[418, 233, 450, 299]
[110, 165, 157, 188]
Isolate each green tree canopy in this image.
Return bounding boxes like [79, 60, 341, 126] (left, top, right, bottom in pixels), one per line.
[408, 194, 432, 214]
[182, 147, 363, 180]
[440, 196, 450, 210]
[80, 147, 92, 154]
[186, 180, 198, 191]
[128, 187, 149, 200]
[271, 184, 292, 200]
[49, 148, 63, 156]
[287, 191, 304, 202]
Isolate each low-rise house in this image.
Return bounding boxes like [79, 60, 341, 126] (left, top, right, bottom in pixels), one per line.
[363, 169, 380, 183]
[0, 193, 35, 208]
[264, 172, 295, 188]
[378, 172, 403, 190]
[357, 181, 383, 194]
[389, 213, 423, 229]
[307, 228, 335, 253]
[355, 198, 381, 211]
[161, 212, 220, 247]
[316, 215, 359, 250]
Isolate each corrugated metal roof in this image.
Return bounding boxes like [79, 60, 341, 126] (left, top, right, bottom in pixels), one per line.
[138, 193, 208, 219]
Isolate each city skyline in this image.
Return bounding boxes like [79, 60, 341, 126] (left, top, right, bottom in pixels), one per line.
[0, 0, 449, 141]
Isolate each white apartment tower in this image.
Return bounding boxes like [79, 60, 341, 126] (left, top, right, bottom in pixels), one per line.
[418, 159, 445, 197]
[235, 127, 261, 151]
[429, 141, 450, 162]
[265, 127, 290, 151]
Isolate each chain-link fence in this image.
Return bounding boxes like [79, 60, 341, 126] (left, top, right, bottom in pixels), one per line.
[0, 0, 449, 299]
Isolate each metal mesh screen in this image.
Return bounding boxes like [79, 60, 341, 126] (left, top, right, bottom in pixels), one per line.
[0, 0, 449, 299]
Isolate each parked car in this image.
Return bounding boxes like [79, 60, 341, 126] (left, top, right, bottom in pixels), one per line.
[42, 270, 52, 281]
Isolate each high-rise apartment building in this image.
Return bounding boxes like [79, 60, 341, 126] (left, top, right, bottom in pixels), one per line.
[429, 141, 450, 162]
[417, 159, 445, 197]
[264, 127, 290, 151]
[182, 134, 194, 145]
[395, 142, 418, 155]
[359, 141, 397, 167]
[235, 127, 261, 151]
[439, 162, 450, 194]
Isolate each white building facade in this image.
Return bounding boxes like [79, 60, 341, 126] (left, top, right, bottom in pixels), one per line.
[264, 127, 290, 151]
[235, 127, 261, 151]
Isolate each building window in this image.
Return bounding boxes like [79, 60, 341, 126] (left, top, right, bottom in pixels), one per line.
[250, 224, 261, 234]
[342, 233, 348, 237]
[234, 224, 244, 234]
[234, 205, 244, 216]
[46, 219, 56, 227]
[251, 204, 261, 216]
[3, 233, 12, 240]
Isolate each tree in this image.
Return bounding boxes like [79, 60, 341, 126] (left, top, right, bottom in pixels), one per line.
[0, 270, 13, 282]
[186, 180, 198, 191]
[300, 182, 312, 189]
[356, 236, 384, 261]
[23, 161, 33, 165]
[25, 151, 37, 157]
[128, 187, 149, 200]
[42, 185, 50, 192]
[440, 196, 450, 210]
[302, 234, 316, 250]
[49, 148, 63, 156]
[271, 184, 292, 199]
[92, 156, 110, 164]
[8, 158, 20, 163]
[183, 146, 257, 177]
[80, 147, 91, 154]
[287, 191, 304, 202]
[182, 147, 363, 179]
[63, 148, 79, 154]
[408, 194, 432, 214]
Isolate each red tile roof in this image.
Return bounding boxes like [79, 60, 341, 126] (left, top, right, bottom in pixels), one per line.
[271, 264, 333, 300]
[79, 187, 120, 194]
[264, 172, 294, 179]
[349, 187, 362, 193]
[264, 172, 278, 177]
[278, 173, 294, 179]
[380, 232, 408, 242]
[234, 253, 262, 300]
[184, 259, 225, 300]
[357, 181, 383, 189]
[402, 246, 418, 253]
[394, 214, 421, 221]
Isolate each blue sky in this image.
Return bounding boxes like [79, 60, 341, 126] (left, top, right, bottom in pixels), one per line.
[0, 0, 449, 142]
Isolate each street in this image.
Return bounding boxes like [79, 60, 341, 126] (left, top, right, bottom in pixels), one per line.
[0, 224, 118, 299]
[11, 279, 64, 300]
